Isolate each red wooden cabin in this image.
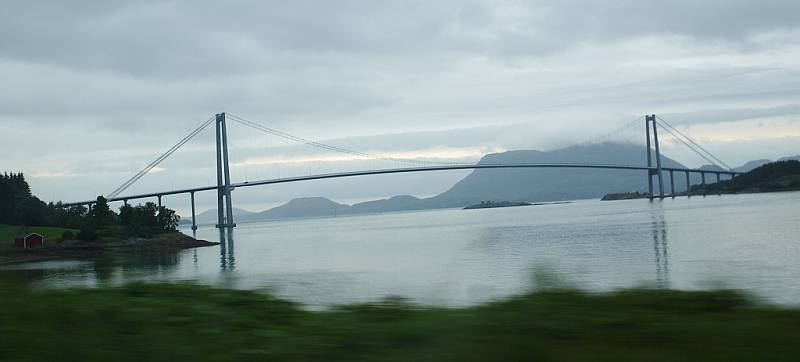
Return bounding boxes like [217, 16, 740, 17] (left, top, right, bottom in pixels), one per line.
[14, 233, 44, 248]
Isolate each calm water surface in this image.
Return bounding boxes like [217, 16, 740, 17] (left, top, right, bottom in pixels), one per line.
[2, 192, 799, 308]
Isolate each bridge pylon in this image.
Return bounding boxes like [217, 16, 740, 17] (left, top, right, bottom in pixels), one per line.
[645, 115, 665, 199]
[215, 112, 236, 229]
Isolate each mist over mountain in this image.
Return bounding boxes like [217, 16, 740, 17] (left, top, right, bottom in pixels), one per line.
[191, 143, 794, 223]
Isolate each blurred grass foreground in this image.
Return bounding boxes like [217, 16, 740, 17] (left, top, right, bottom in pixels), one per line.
[2, 283, 799, 361]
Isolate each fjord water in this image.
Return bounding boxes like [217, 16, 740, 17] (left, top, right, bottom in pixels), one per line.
[3, 192, 799, 308]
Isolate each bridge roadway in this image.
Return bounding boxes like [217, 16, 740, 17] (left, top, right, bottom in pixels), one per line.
[63, 163, 740, 207]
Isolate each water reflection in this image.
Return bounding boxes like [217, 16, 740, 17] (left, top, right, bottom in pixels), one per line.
[218, 228, 236, 272]
[651, 212, 669, 288]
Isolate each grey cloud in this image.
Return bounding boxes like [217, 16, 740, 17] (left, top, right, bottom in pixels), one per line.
[3, 1, 800, 204]
[661, 104, 800, 126]
[3, 1, 799, 78]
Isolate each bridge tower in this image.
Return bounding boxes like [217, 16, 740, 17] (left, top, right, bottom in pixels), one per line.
[215, 113, 236, 229]
[645, 115, 665, 199]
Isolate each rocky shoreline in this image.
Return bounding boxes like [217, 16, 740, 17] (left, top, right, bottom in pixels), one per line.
[0, 232, 219, 266]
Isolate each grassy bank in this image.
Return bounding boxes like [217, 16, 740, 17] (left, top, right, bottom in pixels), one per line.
[1, 283, 799, 361]
[0, 224, 76, 250]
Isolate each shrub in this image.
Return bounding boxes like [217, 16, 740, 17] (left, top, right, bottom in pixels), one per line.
[61, 230, 75, 242]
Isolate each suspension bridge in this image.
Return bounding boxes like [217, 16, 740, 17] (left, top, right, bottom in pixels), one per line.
[63, 113, 740, 230]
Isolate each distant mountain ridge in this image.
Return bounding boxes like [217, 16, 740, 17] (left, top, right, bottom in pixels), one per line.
[187, 144, 797, 223]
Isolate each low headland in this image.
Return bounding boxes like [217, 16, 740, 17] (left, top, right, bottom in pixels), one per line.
[693, 160, 800, 194]
[0, 173, 216, 265]
[0, 227, 217, 265]
[600, 160, 800, 200]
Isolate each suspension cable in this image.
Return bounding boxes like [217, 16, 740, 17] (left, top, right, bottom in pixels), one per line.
[655, 122, 720, 168]
[226, 113, 460, 166]
[655, 116, 733, 170]
[108, 116, 215, 198]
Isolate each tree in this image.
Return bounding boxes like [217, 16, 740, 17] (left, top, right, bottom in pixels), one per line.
[14, 196, 48, 226]
[89, 196, 116, 227]
[0, 173, 32, 224]
[157, 207, 180, 232]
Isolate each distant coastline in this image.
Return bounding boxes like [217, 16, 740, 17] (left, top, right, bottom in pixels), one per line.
[463, 201, 531, 210]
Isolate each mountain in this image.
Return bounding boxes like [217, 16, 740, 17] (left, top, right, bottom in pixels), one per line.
[427, 142, 689, 206]
[349, 195, 425, 214]
[258, 197, 349, 220]
[729, 156, 799, 173]
[181, 207, 257, 225]
[235, 145, 800, 223]
[734, 159, 771, 173]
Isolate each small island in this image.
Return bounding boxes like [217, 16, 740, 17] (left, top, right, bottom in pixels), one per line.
[601, 191, 649, 201]
[464, 201, 532, 210]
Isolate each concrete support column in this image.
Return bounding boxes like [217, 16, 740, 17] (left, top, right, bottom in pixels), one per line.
[669, 170, 675, 198]
[649, 115, 665, 199]
[215, 114, 225, 228]
[220, 112, 235, 229]
[157, 195, 162, 209]
[646, 117, 653, 200]
[685, 171, 691, 198]
[190, 191, 197, 232]
[701, 172, 707, 196]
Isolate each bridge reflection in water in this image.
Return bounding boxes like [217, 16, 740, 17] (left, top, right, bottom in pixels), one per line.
[218, 228, 236, 272]
[651, 213, 669, 288]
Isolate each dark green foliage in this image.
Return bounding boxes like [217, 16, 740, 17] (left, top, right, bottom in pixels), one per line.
[118, 202, 176, 237]
[0, 173, 32, 224]
[76, 227, 98, 242]
[695, 160, 800, 194]
[61, 230, 75, 241]
[13, 196, 48, 226]
[0, 172, 182, 242]
[0, 283, 799, 361]
[157, 206, 180, 232]
[88, 196, 116, 227]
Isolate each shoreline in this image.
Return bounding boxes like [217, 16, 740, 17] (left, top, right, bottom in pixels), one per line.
[0, 232, 219, 266]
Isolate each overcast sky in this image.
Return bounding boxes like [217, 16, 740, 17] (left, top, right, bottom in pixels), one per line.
[2, 1, 799, 213]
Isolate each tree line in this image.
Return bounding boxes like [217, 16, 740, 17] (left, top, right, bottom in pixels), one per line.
[1, 173, 180, 241]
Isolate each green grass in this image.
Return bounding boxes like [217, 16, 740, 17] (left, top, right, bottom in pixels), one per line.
[0, 224, 78, 250]
[1, 282, 799, 361]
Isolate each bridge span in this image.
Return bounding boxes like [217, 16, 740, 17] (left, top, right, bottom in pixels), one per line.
[63, 162, 739, 230]
[63, 112, 742, 231]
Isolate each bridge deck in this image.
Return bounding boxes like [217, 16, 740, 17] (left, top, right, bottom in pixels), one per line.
[62, 163, 739, 206]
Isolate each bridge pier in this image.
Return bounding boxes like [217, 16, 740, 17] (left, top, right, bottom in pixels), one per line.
[646, 118, 654, 199]
[215, 112, 236, 229]
[685, 171, 691, 198]
[669, 170, 675, 198]
[645, 115, 665, 199]
[190, 191, 197, 232]
[157, 195, 162, 209]
[701, 172, 707, 196]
